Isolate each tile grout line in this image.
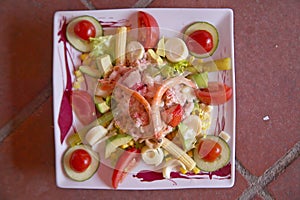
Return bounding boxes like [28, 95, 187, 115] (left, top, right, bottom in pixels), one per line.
[2, 2, 292, 199]
[0, 82, 52, 143]
[235, 159, 258, 183]
[79, 0, 154, 9]
[75, 2, 276, 198]
[0, 0, 98, 143]
[132, 0, 155, 8]
[62, 2, 295, 199]
[258, 189, 275, 200]
[236, 159, 275, 199]
[79, 0, 96, 10]
[77, 1, 288, 199]
[0, 0, 156, 143]
[238, 141, 300, 200]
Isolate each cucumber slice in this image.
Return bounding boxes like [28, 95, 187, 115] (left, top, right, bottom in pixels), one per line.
[193, 135, 230, 172]
[66, 16, 103, 52]
[184, 22, 219, 58]
[79, 65, 101, 78]
[63, 145, 99, 182]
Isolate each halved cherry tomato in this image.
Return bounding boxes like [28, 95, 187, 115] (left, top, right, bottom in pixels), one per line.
[162, 104, 183, 127]
[194, 82, 233, 105]
[74, 20, 96, 41]
[71, 90, 96, 125]
[138, 11, 160, 49]
[69, 149, 92, 172]
[198, 139, 222, 162]
[186, 30, 213, 54]
[112, 147, 141, 189]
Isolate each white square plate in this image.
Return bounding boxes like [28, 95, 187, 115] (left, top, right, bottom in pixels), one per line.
[53, 8, 235, 189]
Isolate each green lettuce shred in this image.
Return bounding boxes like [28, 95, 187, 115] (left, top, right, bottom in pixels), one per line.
[158, 60, 191, 78]
[89, 35, 115, 60]
[173, 60, 189, 73]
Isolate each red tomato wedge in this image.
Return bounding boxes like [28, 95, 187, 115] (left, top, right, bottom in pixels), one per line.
[162, 104, 183, 127]
[71, 90, 96, 125]
[138, 11, 160, 49]
[194, 82, 233, 105]
[112, 148, 141, 189]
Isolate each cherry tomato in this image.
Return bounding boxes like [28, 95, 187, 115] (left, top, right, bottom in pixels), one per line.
[138, 11, 160, 49]
[186, 30, 213, 54]
[69, 149, 92, 172]
[112, 148, 141, 189]
[198, 139, 222, 162]
[194, 82, 233, 105]
[74, 20, 96, 41]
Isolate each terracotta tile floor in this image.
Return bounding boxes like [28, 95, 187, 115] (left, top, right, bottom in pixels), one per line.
[0, 0, 299, 199]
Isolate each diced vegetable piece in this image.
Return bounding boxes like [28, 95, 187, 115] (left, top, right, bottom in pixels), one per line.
[95, 54, 113, 76]
[97, 111, 113, 127]
[192, 167, 200, 174]
[67, 133, 82, 147]
[189, 72, 208, 88]
[94, 96, 110, 113]
[79, 66, 101, 78]
[196, 57, 232, 72]
[218, 131, 231, 142]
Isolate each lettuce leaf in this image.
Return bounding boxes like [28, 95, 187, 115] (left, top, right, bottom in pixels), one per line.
[178, 123, 197, 152]
[89, 35, 115, 61]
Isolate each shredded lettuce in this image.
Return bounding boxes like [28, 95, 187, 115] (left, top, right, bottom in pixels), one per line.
[89, 35, 115, 61]
[192, 101, 201, 116]
[160, 64, 175, 78]
[173, 60, 189, 73]
[158, 60, 191, 78]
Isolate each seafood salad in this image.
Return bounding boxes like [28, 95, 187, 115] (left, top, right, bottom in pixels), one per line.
[56, 10, 234, 189]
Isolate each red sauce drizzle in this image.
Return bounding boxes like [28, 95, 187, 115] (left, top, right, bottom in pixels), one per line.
[57, 17, 74, 143]
[133, 163, 231, 183]
[99, 19, 130, 28]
